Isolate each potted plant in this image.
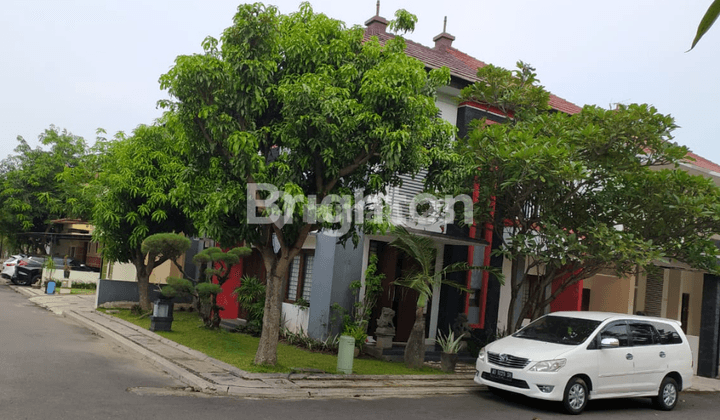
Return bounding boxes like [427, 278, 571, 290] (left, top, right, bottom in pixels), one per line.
[436, 328, 463, 373]
[63, 255, 71, 279]
[43, 257, 58, 294]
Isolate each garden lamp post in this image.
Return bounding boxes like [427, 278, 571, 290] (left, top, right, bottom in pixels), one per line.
[150, 297, 174, 332]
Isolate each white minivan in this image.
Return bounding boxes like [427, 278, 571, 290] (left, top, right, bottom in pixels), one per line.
[474, 311, 694, 414]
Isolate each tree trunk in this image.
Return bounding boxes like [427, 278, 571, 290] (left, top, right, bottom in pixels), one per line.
[254, 258, 290, 366]
[506, 257, 523, 335]
[137, 270, 151, 311]
[404, 305, 426, 369]
[133, 252, 154, 311]
[211, 293, 221, 329]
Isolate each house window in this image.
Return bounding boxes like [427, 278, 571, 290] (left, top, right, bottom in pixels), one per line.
[302, 254, 314, 301]
[285, 250, 315, 303]
[286, 256, 301, 301]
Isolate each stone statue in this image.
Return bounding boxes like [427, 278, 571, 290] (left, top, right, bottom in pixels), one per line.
[452, 313, 471, 339]
[452, 313, 472, 352]
[375, 307, 396, 336]
[373, 307, 396, 349]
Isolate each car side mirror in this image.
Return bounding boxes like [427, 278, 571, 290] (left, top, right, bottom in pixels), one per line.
[600, 337, 620, 348]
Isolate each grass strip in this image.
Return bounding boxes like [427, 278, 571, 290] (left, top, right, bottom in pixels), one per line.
[101, 309, 445, 375]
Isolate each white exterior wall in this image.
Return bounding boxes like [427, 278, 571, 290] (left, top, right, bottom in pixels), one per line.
[105, 261, 137, 282]
[41, 268, 100, 284]
[282, 302, 310, 334]
[436, 91, 458, 133]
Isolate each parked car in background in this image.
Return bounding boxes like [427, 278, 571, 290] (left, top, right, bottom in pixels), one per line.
[475, 311, 693, 414]
[12, 256, 94, 286]
[2, 254, 26, 280]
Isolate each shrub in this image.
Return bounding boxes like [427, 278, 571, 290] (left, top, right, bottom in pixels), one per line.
[233, 275, 265, 335]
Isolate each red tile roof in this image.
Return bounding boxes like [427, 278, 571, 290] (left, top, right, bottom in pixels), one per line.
[364, 32, 582, 115]
[363, 25, 720, 169]
[685, 151, 720, 173]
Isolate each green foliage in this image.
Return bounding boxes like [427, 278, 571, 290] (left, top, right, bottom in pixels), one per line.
[161, 277, 194, 299]
[342, 323, 367, 350]
[436, 327, 463, 354]
[159, 1, 454, 365]
[430, 62, 720, 331]
[347, 254, 384, 330]
[460, 62, 550, 121]
[234, 275, 266, 334]
[193, 247, 251, 276]
[690, 0, 720, 50]
[91, 123, 193, 266]
[196, 282, 223, 299]
[294, 297, 310, 310]
[281, 327, 339, 353]
[389, 226, 492, 368]
[106, 309, 443, 374]
[141, 233, 191, 260]
[387, 9, 418, 34]
[389, 227, 485, 308]
[329, 302, 353, 333]
[0, 126, 90, 252]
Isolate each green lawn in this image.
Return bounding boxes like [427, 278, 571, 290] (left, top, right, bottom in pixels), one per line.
[70, 288, 95, 295]
[101, 309, 445, 375]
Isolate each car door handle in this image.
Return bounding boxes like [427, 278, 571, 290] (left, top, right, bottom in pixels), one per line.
[626, 353, 633, 360]
[659, 351, 666, 358]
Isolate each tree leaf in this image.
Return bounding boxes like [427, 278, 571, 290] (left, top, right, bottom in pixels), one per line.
[690, 0, 720, 51]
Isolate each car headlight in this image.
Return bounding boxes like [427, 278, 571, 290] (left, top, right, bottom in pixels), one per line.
[477, 347, 486, 362]
[529, 359, 566, 372]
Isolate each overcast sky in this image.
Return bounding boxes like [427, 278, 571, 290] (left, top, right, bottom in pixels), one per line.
[2, 0, 718, 163]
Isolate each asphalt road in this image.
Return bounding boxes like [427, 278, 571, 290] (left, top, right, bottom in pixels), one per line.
[2, 281, 719, 420]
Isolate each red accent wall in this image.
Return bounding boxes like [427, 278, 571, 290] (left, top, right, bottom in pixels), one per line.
[217, 255, 244, 320]
[551, 277, 583, 312]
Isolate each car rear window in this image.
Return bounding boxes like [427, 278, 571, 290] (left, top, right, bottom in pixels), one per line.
[513, 315, 601, 345]
[629, 322, 658, 346]
[649, 321, 684, 344]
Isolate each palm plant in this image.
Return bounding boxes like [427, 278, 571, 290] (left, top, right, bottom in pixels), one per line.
[389, 226, 495, 368]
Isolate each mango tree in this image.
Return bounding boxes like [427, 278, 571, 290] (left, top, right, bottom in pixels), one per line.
[159, 3, 454, 365]
[91, 124, 194, 310]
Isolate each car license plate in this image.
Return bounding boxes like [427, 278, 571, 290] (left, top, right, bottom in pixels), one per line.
[491, 368, 512, 381]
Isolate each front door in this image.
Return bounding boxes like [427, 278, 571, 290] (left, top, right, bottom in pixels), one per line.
[371, 242, 420, 342]
[628, 321, 668, 392]
[593, 321, 635, 395]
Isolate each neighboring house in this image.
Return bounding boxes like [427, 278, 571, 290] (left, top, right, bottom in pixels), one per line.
[47, 219, 102, 270]
[553, 153, 720, 378]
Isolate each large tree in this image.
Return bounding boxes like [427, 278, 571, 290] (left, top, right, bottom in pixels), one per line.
[91, 124, 194, 310]
[159, 3, 453, 365]
[0, 126, 89, 253]
[430, 63, 720, 332]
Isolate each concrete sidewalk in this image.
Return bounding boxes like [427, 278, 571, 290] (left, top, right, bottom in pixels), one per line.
[7, 282, 720, 397]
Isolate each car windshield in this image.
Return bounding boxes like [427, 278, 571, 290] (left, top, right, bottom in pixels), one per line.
[513, 315, 601, 345]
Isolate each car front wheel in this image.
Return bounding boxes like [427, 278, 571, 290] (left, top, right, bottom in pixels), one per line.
[563, 377, 589, 415]
[653, 376, 678, 411]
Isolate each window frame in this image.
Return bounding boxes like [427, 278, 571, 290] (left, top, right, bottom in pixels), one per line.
[284, 250, 315, 304]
